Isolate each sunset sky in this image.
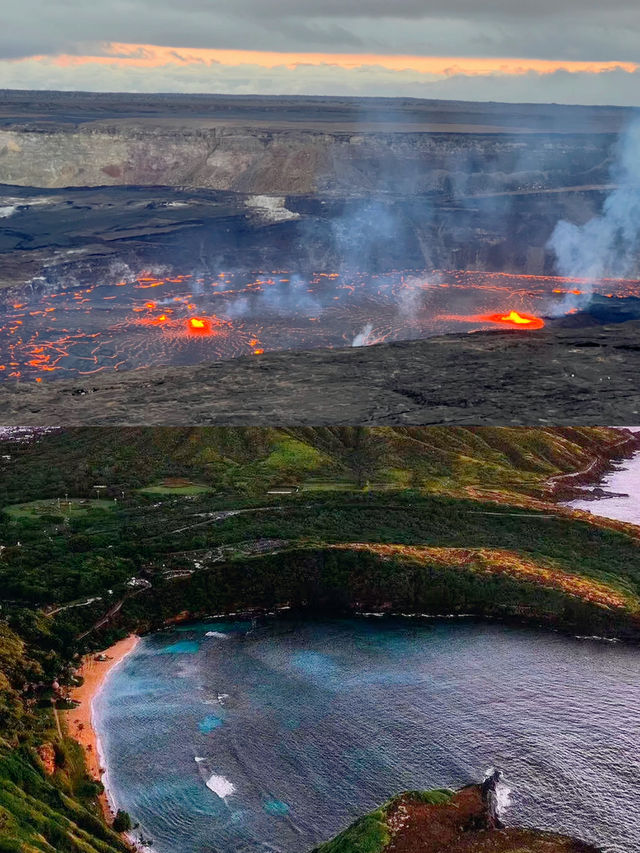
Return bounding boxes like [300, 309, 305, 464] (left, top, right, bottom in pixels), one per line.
[3, 0, 640, 104]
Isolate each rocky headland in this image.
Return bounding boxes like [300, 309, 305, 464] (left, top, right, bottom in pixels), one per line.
[311, 782, 600, 853]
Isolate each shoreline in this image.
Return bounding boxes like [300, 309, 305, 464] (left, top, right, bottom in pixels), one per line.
[546, 429, 640, 502]
[66, 635, 141, 823]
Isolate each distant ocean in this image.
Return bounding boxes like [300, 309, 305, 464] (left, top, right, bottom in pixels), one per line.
[94, 618, 640, 853]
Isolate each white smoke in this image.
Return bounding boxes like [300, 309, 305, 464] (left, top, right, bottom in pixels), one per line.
[397, 282, 422, 319]
[548, 119, 640, 303]
[222, 275, 322, 320]
[352, 322, 374, 347]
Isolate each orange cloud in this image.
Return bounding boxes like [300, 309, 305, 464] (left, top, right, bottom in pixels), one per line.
[23, 43, 639, 77]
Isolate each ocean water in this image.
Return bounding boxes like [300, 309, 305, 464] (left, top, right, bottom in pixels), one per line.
[95, 619, 640, 853]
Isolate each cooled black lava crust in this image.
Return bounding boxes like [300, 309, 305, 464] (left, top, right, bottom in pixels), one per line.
[2, 319, 640, 425]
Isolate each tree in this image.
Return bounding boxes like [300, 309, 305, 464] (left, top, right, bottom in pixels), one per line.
[112, 810, 132, 832]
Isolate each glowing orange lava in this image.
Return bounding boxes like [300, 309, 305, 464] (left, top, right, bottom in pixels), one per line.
[438, 309, 545, 330]
[484, 310, 545, 329]
[187, 317, 212, 334]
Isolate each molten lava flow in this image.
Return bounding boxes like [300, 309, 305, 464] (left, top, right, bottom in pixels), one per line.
[480, 310, 545, 330]
[438, 309, 545, 330]
[146, 313, 169, 326]
[187, 317, 213, 334]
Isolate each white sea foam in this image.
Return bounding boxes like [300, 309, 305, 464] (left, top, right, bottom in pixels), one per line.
[575, 635, 620, 643]
[205, 631, 230, 639]
[206, 774, 236, 798]
[495, 779, 512, 817]
[0, 205, 16, 218]
[484, 767, 511, 819]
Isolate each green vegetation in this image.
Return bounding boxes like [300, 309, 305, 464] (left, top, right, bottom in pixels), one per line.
[311, 790, 455, 853]
[262, 437, 332, 474]
[137, 481, 213, 496]
[0, 427, 632, 506]
[313, 805, 390, 853]
[119, 543, 640, 640]
[4, 499, 114, 521]
[111, 812, 131, 833]
[0, 742, 128, 853]
[0, 426, 637, 852]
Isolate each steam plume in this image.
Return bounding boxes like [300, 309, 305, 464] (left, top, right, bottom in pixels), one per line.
[352, 323, 374, 347]
[548, 119, 640, 297]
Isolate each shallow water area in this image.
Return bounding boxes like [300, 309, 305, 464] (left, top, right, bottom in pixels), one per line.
[95, 618, 640, 853]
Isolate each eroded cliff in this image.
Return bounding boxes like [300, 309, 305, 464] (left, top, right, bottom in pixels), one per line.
[0, 91, 625, 193]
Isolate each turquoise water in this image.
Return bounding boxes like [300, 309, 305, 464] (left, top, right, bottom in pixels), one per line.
[95, 619, 640, 853]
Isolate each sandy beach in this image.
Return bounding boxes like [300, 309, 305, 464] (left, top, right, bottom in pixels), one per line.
[66, 634, 140, 821]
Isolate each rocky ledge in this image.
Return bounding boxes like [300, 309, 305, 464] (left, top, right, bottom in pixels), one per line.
[311, 782, 600, 853]
[2, 319, 640, 425]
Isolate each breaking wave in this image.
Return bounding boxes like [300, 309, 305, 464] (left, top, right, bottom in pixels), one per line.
[205, 774, 236, 799]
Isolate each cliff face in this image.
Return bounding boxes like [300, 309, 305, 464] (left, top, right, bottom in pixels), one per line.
[0, 93, 627, 293]
[0, 123, 614, 194]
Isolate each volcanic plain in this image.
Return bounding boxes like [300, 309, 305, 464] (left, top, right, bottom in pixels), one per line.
[2, 91, 639, 422]
[2, 319, 640, 425]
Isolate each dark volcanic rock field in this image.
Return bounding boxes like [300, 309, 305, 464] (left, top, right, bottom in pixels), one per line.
[2, 92, 639, 423]
[2, 320, 639, 425]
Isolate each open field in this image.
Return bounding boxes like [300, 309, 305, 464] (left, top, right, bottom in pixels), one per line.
[0, 90, 632, 132]
[137, 480, 214, 495]
[5, 497, 115, 519]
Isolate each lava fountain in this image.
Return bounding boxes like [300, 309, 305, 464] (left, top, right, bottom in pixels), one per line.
[187, 317, 214, 334]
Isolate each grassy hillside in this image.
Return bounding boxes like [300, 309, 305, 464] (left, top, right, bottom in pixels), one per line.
[0, 427, 637, 852]
[117, 540, 640, 641]
[0, 744, 129, 853]
[0, 621, 129, 853]
[0, 427, 634, 505]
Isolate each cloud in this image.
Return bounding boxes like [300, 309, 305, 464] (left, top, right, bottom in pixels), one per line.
[215, 0, 640, 19]
[3, 0, 640, 104]
[3, 50, 640, 106]
[3, 0, 640, 64]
